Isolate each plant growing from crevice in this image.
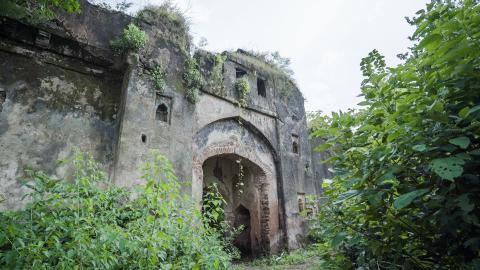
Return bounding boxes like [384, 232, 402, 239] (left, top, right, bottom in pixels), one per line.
[110, 23, 148, 54]
[183, 57, 203, 104]
[150, 65, 166, 92]
[235, 77, 250, 108]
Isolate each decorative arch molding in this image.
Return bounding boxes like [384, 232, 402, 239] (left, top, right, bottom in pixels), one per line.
[197, 116, 279, 161]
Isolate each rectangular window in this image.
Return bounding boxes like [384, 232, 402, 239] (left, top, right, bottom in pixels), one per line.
[257, 78, 266, 97]
[235, 67, 247, 78]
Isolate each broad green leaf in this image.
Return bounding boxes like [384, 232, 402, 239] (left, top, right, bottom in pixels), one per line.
[315, 143, 332, 152]
[357, 101, 370, 106]
[334, 190, 359, 204]
[449, 136, 470, 149]
[457, 194, 474, 215]
[331, 232, 347, 248]
[393, 188, 430, 210]
[387, 132, 400, 142]
[418, 33, 442, 50]
[470, 149, 480, 156]
[430, 157, 465, 181]
[458, 106, 470, 118]
[412, 144, 427, 152]
[469, 105, 480, 114]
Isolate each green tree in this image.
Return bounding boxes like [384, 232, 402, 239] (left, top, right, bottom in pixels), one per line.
[310, 0, 480, 269]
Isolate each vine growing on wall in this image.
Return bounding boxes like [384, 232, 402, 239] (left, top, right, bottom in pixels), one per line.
[235, 159, 245, 195]
[149, 65, 166, 92]
[183, 57, 204, 104]
[208, 53, 227, 96]
[235, 78, 250, 108]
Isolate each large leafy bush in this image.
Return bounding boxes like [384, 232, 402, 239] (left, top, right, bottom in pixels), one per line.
[0, 151, 232, 269]
[310, 1, 480, 269]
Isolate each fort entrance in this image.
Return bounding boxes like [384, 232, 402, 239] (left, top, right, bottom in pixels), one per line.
[192, 118, 282, 255]
[202, 154, 269, 257]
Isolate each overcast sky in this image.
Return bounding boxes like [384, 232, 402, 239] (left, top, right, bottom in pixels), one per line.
[115, 0, 430, 113]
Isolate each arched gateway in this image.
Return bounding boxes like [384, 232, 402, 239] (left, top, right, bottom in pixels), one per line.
[192, 118, 281, 256]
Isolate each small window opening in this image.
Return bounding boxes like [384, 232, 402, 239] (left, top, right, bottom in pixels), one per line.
[156, 103, 168, 122]
[292, 142, 299, 154]
[257, 78, 266, 97]
[236, 67, 247, 78]
[141, 134, 147, 143]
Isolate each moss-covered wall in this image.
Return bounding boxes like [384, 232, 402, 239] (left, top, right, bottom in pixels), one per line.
[0, 33, 122, 211]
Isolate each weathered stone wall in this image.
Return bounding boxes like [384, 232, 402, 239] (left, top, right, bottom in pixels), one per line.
[309, 136, 333, 195]
[0, 0, 324, 252]
[0, 14, 124, 210]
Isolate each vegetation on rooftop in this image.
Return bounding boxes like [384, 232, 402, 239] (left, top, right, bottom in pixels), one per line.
[229, 50, 294, 79]
[0, 0, 80, 23]
[89, 0, 133, 13]
[136, 1, 191, 57]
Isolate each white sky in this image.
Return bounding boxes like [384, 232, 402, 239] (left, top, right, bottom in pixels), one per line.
[115, 0, 430, 113]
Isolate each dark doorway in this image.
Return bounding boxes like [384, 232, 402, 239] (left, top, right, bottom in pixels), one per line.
[233, 204, 252, 258]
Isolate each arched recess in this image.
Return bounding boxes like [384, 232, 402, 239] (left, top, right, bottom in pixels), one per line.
[192, 117, 280, 254]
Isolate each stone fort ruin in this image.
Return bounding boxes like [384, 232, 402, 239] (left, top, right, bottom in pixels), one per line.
[0, 0, 327, 256]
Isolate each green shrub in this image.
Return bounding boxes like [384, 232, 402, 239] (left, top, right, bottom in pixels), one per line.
[150, 65, 166, 92]
[183, 57, 203, 104]
[110, 23, 148, 54]
[309, 1, 480, 269]
[234, 78, 250, 107]
[202, 183, 242, 260]
[0, 150, 232, 269]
